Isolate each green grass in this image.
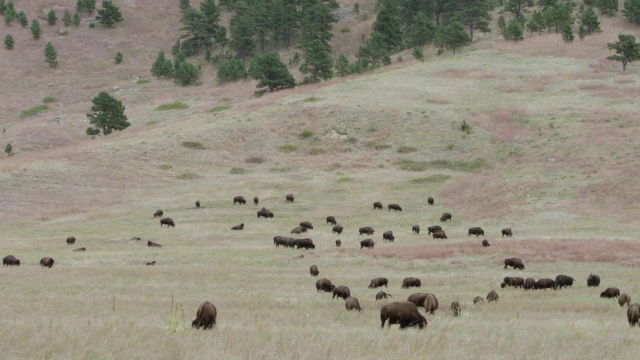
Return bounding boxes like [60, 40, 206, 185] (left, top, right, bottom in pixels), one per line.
[303, 97, 321, 102]
[42, 96, 58, 103]
[397, 145, 417, 153]
[245, 157, 265, 164]
[136, 79, 150, 84]
[155, 101, 189, 110]
[395, 158, 487, 172]
[278, 144, 298, 152]
[300, 129, 314, 139]
[208, 105, 232, 112]
[366, 141, 392, 150]
[229, 167, 249, 174]
[20, 105, 49, 118]
[182, 141, 206, 150]
[176, 172, 201, 180]
[410, 174, 452, 184]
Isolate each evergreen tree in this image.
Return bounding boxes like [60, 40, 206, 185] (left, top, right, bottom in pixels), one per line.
[504, 18, 524, 40]
[597, 0, 618, 16]
[623, 0, 640, 25]
[607, 33, 640, 70]
[73, 11, 81, 27]
[16, 11, 26, 27]
[299, 39, 333, 83]
[179, 0, 191, 11]
[151, 51, 174, 78]
[578, 24, 587, 40]
[412, 46, 425, 61]
[229, 3, 256, 60]
[173, 50, 186, 73]
[498, 15, 506, 34]
[4, 6, 14, 25]
[31, 19, 41, 39]
[47, 9, 57, 25]
[86, 92, 129, 136]
[174, 61, 200, 85]
[543, 2, 574, 33]
[0, 0, 5, 15]
[399, 0, 435, 30]
[217, 58, 248, 83]
[452, 0, 493, 39]
[372, 0, 403, 51]
[44, 42, 58, 67]
[4, 34, 14, 49]
[406, 11, 437, 47]
[96, 0, 123, 27]
[356, 31, 390, 68]
[86, 0, 97, 13]
[251, 0, 270, 53]
[200, 0, 225, 49]
[114, 52, 123, 63]
[527, 10, 544, 33]
[76, 0, 87, 14]
[299, 1, 337, 51]
[63, 9, 73, 26]
[270, 0, 299, 48]
[248, 52, 295, 93]
[505, 0, 534, 18]
[579, 7, 601, 35]
[434, 21, 471, 53]
[561, 22, 574, 42]
[334, 54, 349, 76]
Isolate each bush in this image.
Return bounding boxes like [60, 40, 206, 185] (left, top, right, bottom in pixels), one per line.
[460, 120, 471, 133]
[177, 172, 202, 180]
[397, 145, 417, 153]
[413, 47, 424, 61]
[304, 97, 321, 102]
[365, 141, 391, 150]
[278, 144, 298, 152]
[175, 61, 200, 86]
[5, 143, 13, 156]
[114, 52, 123, 64]
[340, 27, 350, 33]
[300, 129, 314, 139]
[4, 34, 13, 50]
[136, 79, 150, 84]
[42, 96, 58, 103]
[89, 22, 95, 28]
[155, 101, 189, 110]
[245, 157, 265, 163]
[20, 105, 49, 117]
[208, 105, 231, 112]
[216, 58, 248, 83]
[182, 141, 205, 150]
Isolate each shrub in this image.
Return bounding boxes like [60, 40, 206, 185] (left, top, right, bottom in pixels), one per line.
[395, 158, 487, 172]
[397, 145, 417, 153]
[413, 47, 424, 62]
[300, 129, 314, 139]
[5, 143, 13, 156]
[217, 58, 248, 83]
[89, 22, 95, 28]
[278, 144, 298, 152]
[20, 105, 49, 117]
[136, 79, 150, 84]
[42, 96, 58, 103]
[182, 141, 205, 150]
[230, 167, 249, 174]
[309, 147, 326, 155]
[4, 34, 13, 50]
[410, 174, 451, 184]
[245, 157, 265, 164]
[208, 105, 231, 112]
[340, 27, 350, 33]
[114, 52, 123, 64]
[336, 177, 351, 183]
[16, 11, 26, 27]
[155, 101, 189, 110]
[365, 141, 391, 150]
[460, 120, 471, 133]
[175, 61, 200, 86]
[159, 164, 172, 170]
[304, 97, 321, 102]
[177, 172, 202, 180]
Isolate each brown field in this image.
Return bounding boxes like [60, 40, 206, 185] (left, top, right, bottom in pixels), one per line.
[1, 0, 640, 359]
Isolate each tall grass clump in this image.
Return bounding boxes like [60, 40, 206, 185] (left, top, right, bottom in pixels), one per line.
[182, 141, 206, 150]
[208, 105, 232, 112]
[20, 105, 49, 117]
[155, 101, 189, 110]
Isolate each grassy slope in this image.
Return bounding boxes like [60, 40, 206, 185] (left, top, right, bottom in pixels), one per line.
[1, 0, 640, 359]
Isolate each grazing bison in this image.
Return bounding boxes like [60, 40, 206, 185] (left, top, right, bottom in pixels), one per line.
[502, 228, 513, 237]
[195, 200, 201, 208]
[285, 194, 295, 203]
[587, 273, 601, 287]
[160, 218, 175, 227]
[360, 239, 375, 249]
[359, 227, 375, 235]
[294, 238, 315, 250]
[502, 277, 525, 289]
[345, 297, 363, 311]
[73, 247, 86, 252]
[600, 287, 620, 298]
[253, 196, 259, 205]
[332, 286, 351, 300]
[332, 225, 343, 235]
[192, 301, 217, 329]
[153, 209, 163, 218]
[412, 225, 420, 234]
[402, 277, 421, 289]
[376, 291, 392, 300]
[468, 227, 484, 237]
[147, 241, 162, 248]
[316, 278, 335, 292]
[310, 265, 319, 277]
[231, 223, 244, 230]
[233, 196, 246, 205]
[524, 278, 536, 290]
[369, 277, 388, 288]
[535, 278, 556, 290]
[504, 257, 525, 270]
[432, 230, 447, 239]
[388, 203, 402, 212]
[299, 221, 314, 230]
[619, 293, 631, 307]
[482, 239, 490, 247]
[3, 255, 20, 266]
[274, 236, 294, 248]
[473, 296, 484, 305]
[451, 301, 461, 317]
[257, 208, 274, 218]
[380, 302, 427, 329]
[427, 225, 442, 235]
[290, 227, 307, 234]
[326, 216, 337, 225]
[40, 257, 54, 268]
[407, 293, 428, 308]
[146, 261, 156, 266]
[335, 240, 341, 247]
[382, 231, 395, 242]
[373, 202, 383, 210]
[428, 196, 434, 205]
[66, 236, 76, 245]
[424, 294, 439, 314]
[487, 290, 499, 302]
[628, 303, 640, 326]
[440, 213, 452, 222]
[555, 275, 574, 289]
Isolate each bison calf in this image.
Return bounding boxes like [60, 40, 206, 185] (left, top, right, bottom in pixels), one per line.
[487, 290, 499, 302]
[369, 277, 388, 288]
[473, 296, 484, 305]
[335, 240, 341, 247]
[628, 303, 640, 327]
[501, 228, 513, 237]
[66, 236, 76, 245]
[332, 225, 343, 234]
[424, 294, 439, 314]
[428, 196, 434, 205]
[504, 257, 525, 270]
[153, 210, 163, 218]
[253, 196, 259, 205]
[451, 301, 461, 317]
[440, 213, 452, 222]
[332, 286, 351, 300]
[345, 297, 363, 311]
[316, 278, 335, 292]
[587, 273, 601, 287]
[373, 202, 383, 210]
[326, 216, 337, 225]
[310, 265, 319, 277]
[619, 293, 631, 307]
[482, 239, 490, 247]
[285, 194, 295, 203]
[376, 291, 392, 300]
[40, 257, 54, 268]
[412, 225, 420, 234]
[382, 231, 395, 242]
[146, 261, 156, 266]
[73, 247, 86, 252]
[231, 223, 244, 230]
[432, 230, 447, 239]
[147, 241, 162, 248]
[195, 200, 201, 208]
[192, 301, 217, 329]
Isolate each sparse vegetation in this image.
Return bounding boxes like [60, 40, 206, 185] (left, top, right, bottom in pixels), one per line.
[303, 97, 321, 102]
[155, 101, 189, 110]
[308, 147, 326, 155]
[136, 79, 150, 84]
[176, 172, 201, 180]
[365, 141, 391, 150]
[461, 120, 471, 133]
[245, 157, 265, 164]
[114, 52, 123, 64]
[4, 143, 12, 156]
[229, 167, 249, 174]
[397, 145, 417, 153]
[4, 34, 13, 49]
[20, 105, 49, 117]
[300, 129, 314, 139]
[208, 105, 231, 112]
[410, 174, 451, 184]
[278, 144, 298, 152]
[42, 96, 58, 103]
[181, 141, 206, 150]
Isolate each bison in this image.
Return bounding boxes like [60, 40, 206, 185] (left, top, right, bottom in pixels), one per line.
[424, 294, 439, 314]
[326, 216, 337, 225]
[233, 196, 246, 205]
[359, 227, 374, 235]
[388, 203, 402, 211]
[587, 273, 601, 287]
[274, 236, 294, 248]
[345, 297, 363, 311]
[502, 228, 513, 237]
[285, 194, 295, 203]
[253, 196, 259, 205]
[3, 255, 20, 266]
[600, 287, 620, 298]
[153, 209, 163, 218]
[310, 265, 319, 277]
[231, 223, 244, 230]
[412, 225, 420, 234]
[504, 257, 525, 270]
[468, 227, 484, 237]
[369, 277, 388, 288]
[147, 241, 162, 248]
[380, 302, 427, 329]
[382, 231, 395, 242]
[473, 296, 484, 305]
[482, 239, 490, 247]
[535, 278, 556, 290]
[195, 200, 201, 208]
[628, 303, 640, 326]
[555, 275, 574, 289]
[73, 247, 86, 252]
[332, 285, 351, 300]
[146, 261, 156, 266]
[524, 278, 536, 290]
[376, 291, 392, 300]
[487, 290, 499, 302]
[432, 230, 447, 239]
[402, 277, 421, 289]
[407, 293, 428, 308]
[316, 278, 335, 292]
[373, 202, 383, 210]
[440, 213, 452, 222]
[160, 218, 175, 227]
[360, 239, 375, 249]
[335, 240, 341, 247]
[294, 238, 315, 250]
[451, 301, 461, 317]
[428, 196, 434, 205]
[502, 277, 525, 289]
[40, 257, 54, 268]
[300, 221, 314, 230]
[427, 225, 442, 235]
[192, 301, 217, 329]
[290, 227, 307, 234]
[257, 208, 274, 218]
[619, 293, 631, 307]
[332, 225, 343, 234]
[66, 236, 76, 245]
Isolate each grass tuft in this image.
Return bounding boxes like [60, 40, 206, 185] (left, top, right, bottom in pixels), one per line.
[208, 105, 232, 112]
[278, 144, 298, 152]
[42, 96, 58, 103]
[396, 159, 487, 172]
[300, 129, 314, 139]
[136, 79, 150, 84]
[230, 167, 249, 174]
[20, 105, 49, 118]
[155, 101, 189, 110]
[176, 172, 201, 180]
[397, 145, 417, 153]
[182, 141, 206, 150]
[303, 97, 321, 102]
[365, 141, 391, 150]
[245, 157, 265, 164]
[410, 174, 452, 184]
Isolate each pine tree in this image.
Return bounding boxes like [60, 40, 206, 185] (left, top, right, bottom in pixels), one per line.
[96, 0, 123, 27]
[4, 34, 14, 49]
[504, 18, 524, 40]
[4, 6, 14, 25]
[412, 46, 425, 61]
[578, 24, 587, 40]
[452, 0, 493, 39]
[597, 0, 618, 17]
[47, 9, 57, 25]
[0, 0, 5, 15]
[299, 39, 334, 83]
[216, 58, 248, 83]
[623, 0, 640, 25]
[248, 52, 295, 93]
[174, 61, 200, 86]
[151, 51, 173, 78]
[31, 19, 41, 39]
[86, 92, 129, 136]
[299, 1, 337, 51]
[434, 22, 471, 53]
[497, 15, 507, 34]
[372, 0, 403, 51]
[356, 31, 390, 68]
[63, 9, 73, 26]
[607, 33, 640, 70]
[229, 3, 256, 61]
[527, 10, 544, 33]
[270, 0, 298, 48]
[334, 54, 349, 76]
[76, 0, 87, 14]
[72, 11, 81, 27]
[505, 0, 534, 18]
[86, 0, 97, 14]
[16, 11, 26, 27]
[406, 12, 437, 47]
[114, 52, 123, 64]
[561, 22, 574, 42]
[579, 7, 601, 35]
[44, 42, 58, 67]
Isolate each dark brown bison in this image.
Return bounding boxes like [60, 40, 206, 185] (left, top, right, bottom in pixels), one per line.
[380, 302, 427, 329]
[147, 241, 162, 248]
[600, 287, 620, 298]
[440, 213, 452, 222]
[257, 208, 274, 218]
[555, 275, 574, 289]
[402, 277, 421, 288]
[285, 194, 295, 203]
[146, 261, 156, 266]
[3, 255, 20, 266]
[407, 293, 428, 308]
[487, 290, 499, 302]
[345, 297, 363, 311]
[587, 273, 600, 287]
[192, 301, 217, 329]
[233, 196, 246, 205]
[432, 230, 447, 239]
[388, 203, 402, 211]
[369, 277, 388, 288]
[332, 286, 351, 300]
[360, 239, 375, 249]
[153, 209, 163, 218]
[73, 247, 86, 252]
[412, 225, 420, 234]
[290, 227, 307, 234]
[468, 227, 484, 237]
[332, 225, 343, 234]
[382, 231, 395, 242]
[428, 196, 434, 205]
[316, 278, 335, 292]
[253, 196, 259, 205]
[619, 293, 631, 307]
[502, 228, 513, 237]
[535, 278, 556, 290]
[482, 239, 490, 247]
[231, 223, 244, 230]
[40, 257, 54, 268]
[427, 225, 442, 235]
[326, 216, 337, 225]
[359, 227, 374, 235]
[195, 200, 201, 208]
[502, 277, 525, 289]
[373, 202, 383, 210]
[160, 218, 175, 227]
[376, 291, 392, 300]
[300, 221, 314, 230]
[524, 278, 536, 290]
[273, 236, 294, 247]
[424, 294, 439, 314]
[473, 296, 484, 305]
[66, 236, 76, 245]
[335, 240, 341, 247]
[310, 265, 319, 277]
[451, 301, 461, 317]
[628, 303, 640, 326]
[294, 238, 315, 249]
[504, 257, 525, 270]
